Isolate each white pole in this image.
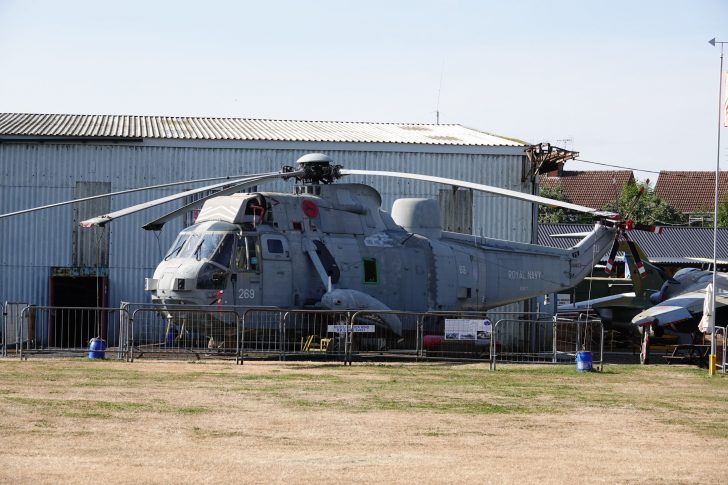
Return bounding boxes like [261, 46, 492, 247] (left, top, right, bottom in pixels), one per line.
[709, 39, 725, 375]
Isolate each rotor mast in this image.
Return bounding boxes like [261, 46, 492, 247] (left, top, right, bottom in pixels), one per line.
[283, 153, 343, 185]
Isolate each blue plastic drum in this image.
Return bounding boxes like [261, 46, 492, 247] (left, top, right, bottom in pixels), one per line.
[576, 351, 592, 372]
[88, 338, 107, 359]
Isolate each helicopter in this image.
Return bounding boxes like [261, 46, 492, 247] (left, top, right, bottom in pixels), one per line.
[0, 152, 657, 337]
[71, 152, 657, 336]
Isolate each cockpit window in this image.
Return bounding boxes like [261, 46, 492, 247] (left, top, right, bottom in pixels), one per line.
[211, 234, 235, 267]
[178, 234, 203, 259]
[698, 273, 714, 284]
[196, 233, 225, 260]
[164, 233, 191, 260]
[164, 229, 237, 265]
[673, 268, 700, 281]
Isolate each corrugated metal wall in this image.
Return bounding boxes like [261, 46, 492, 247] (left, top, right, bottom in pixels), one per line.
[0, 142, 533, 308]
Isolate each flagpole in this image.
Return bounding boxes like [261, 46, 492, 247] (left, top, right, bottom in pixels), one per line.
[708, 38, 725, 376]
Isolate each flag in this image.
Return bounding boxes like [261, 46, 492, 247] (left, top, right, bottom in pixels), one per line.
[698, 283, 714, 333]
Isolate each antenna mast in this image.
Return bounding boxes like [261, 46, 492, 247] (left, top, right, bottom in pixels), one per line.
[435, 61, 444, 124]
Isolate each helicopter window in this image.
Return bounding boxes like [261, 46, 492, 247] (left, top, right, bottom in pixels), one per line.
[210, 234, 235, 267]
[236, 236, 259, 272]
[267, 239, 284, 254]
[164, 233, 191, 260]
[178, 234, 203, 259]
[194, 233, 227, 260]
[363, 258, 378, 284]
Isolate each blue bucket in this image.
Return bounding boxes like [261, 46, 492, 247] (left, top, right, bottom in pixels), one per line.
[88, 338, 107, 359]
[576, 351, 592, 372]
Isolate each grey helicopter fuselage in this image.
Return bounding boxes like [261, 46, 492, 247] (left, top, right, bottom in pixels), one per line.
[146, 181, 615, 315]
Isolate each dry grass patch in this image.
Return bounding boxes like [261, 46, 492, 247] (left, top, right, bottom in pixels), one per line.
[0, 359, 727, 484]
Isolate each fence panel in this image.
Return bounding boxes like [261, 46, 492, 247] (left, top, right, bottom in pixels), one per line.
[129, 307, 239, 361]
[346, 310, 421, 361]
[238, 309, 349, 363]
[2, 302, 30, 356]
[490, 314, 604, 370]
[14, 306, 127, 359]
[345, 310, 499, 362]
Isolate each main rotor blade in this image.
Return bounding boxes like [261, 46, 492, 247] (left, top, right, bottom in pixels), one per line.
[341, 169, 617, 217]
[0, 172, 272, 221]
[81, 172, 280, 227]
[142, 173, 289, 231]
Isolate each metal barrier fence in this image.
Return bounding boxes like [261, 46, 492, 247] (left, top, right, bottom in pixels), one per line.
[2, 303, 605, 370]
[346, 310, 505, 362]
[238, 308, 350, 363]
[2, 302, 29, 357]
[12, 306, 129, 359]
[490, 313, 604, 371]
[128, 307, 240, 362]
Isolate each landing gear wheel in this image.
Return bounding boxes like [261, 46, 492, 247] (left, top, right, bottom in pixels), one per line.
[640, 331, 650, 365]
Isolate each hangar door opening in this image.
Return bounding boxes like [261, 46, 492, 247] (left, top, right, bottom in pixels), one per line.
[48, 267, 108, 347]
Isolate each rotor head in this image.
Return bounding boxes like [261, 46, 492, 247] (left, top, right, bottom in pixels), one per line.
[283, 153, 343, 184]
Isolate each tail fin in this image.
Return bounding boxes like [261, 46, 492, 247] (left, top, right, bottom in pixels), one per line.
[619, 241, 666, 297]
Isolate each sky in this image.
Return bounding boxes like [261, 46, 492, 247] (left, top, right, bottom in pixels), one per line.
[0, 0, 726, 180]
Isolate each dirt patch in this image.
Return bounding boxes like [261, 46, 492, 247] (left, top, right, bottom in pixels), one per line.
[0, 360, 727, 483]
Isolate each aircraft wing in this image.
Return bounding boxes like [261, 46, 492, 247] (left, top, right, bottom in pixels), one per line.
[559, 292, 637, 312]
[631, 288, 728, 328]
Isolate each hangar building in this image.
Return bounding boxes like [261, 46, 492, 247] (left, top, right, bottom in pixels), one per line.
[0, 113, 551, 308]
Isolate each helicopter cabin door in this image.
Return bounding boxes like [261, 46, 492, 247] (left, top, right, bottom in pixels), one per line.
[260, 234, 293, 307]
[234, 235, 263, 306]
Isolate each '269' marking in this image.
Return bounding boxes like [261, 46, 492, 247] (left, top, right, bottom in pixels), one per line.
[238, 288, 256, 299]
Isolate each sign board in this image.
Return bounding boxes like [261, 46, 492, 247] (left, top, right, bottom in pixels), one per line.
[444, 319, 491, 341]
[327, 324, 375, 334]
[556, 293, 571, 306]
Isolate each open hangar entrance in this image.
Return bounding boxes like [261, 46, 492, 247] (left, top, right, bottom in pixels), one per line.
[48, 267, 108, 347]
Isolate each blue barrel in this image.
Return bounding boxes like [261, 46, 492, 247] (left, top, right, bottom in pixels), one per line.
[88, 338, 107, 359]
[576, 351, 592, 371]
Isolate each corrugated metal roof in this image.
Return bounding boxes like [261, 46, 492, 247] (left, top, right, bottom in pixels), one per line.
[538, 224, 728, 264]
[0, 113, 525, 147]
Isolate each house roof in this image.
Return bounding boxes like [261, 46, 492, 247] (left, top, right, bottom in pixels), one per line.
[0, 113, 525, 147]
[538, 224, 728, 265]
[654, 171, 728, 214]
[539, 170, 634, 209]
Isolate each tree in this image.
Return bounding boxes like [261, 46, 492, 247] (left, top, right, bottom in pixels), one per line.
[538, 186, 593, 223]
[601, 180, 684, 226]
[717, 196, 728, 227]
[538, 186, 567, 223]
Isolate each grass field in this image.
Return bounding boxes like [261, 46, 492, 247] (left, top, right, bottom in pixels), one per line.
[1, 359, 727, 484]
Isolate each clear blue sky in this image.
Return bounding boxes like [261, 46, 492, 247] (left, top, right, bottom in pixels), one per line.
[0, 0, 726, 179]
